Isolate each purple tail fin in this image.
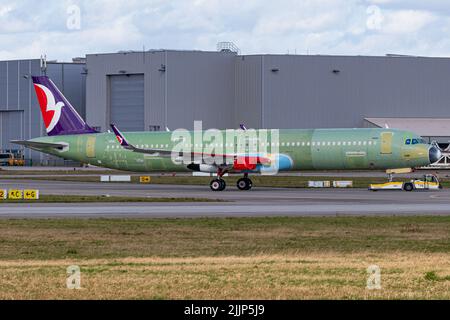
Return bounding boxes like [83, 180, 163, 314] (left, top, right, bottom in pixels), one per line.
[32, 76, 97, 136]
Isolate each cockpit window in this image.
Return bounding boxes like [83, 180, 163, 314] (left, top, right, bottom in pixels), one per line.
[406, 138, 427, 145]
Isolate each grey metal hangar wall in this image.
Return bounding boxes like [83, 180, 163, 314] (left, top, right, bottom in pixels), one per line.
[236, 54, 450, 129]
[87, 51, 450, 133]
[85, 50, 236, 132]
[0, 59, 86, 165]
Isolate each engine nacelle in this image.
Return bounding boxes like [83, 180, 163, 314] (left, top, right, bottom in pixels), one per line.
[260, 154, 293, 174]
[187, 163, 217, 173]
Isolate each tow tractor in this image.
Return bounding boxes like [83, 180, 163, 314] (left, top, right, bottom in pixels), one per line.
[369, 169, 442, 192]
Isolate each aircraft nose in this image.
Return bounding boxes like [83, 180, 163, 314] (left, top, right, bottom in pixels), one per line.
[429, 146, 442, 164]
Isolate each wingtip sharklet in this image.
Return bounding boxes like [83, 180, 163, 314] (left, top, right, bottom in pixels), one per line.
[110, 124, 130, 148]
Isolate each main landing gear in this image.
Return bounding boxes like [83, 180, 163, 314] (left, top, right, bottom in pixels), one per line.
[237, 173, 252, 191]
[210, 178, 226, 191]
[210, 172, 253, 191]
[210, 168, 227, 191]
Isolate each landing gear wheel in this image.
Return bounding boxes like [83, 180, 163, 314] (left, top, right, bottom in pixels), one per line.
[237, 178, 252, 190]
[210, 179, 226, 191]
[403, 183, 414, 192]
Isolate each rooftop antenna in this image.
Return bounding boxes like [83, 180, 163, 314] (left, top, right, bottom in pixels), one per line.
[40, 54, 47, 75]
[143, 45, 145, 64]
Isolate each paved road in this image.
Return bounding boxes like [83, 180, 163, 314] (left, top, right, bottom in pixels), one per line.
[0, 179, 450, 218]
[1, 167, 448, 178]
[0, 202, 450, 218]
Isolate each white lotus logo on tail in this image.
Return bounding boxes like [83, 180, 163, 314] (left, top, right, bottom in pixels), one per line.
[35, 84, 65, 133]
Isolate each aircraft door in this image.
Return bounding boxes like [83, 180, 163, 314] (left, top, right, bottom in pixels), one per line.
[380, 132, 393, 154]
[86, 136, 96, 158]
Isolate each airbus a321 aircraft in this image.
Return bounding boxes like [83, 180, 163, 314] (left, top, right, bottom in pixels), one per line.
[12, 76, 441, 191]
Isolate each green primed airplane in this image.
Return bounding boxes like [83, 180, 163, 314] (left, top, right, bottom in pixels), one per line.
[12, 76, 441, 191]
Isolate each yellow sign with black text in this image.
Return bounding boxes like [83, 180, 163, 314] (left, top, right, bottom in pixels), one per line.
[0, 189, 6, 200]
[140, 176, 151, 183]
[24, 190, 39, 200]
[8, 189, 23, 200]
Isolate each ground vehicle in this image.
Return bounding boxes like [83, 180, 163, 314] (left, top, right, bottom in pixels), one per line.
[369, 174, 442, 191]
[0, 152, 25, 166]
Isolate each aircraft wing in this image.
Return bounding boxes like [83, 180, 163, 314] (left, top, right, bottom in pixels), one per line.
[109, 124, 271, 166]
[11, 140, 67, 150]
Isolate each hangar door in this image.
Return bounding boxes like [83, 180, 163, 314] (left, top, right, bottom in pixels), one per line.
[0, 111, 23, 151]
[109, 74, 144, 132]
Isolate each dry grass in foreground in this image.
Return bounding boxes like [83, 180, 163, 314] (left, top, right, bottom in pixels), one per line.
[0, 217, 448, 299]
[0, 253, 449, 299]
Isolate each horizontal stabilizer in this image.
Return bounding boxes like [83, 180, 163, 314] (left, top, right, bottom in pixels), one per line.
[11, 140, 67, 149]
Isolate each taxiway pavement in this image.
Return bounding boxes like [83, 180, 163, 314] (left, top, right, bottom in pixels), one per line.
[0, 179, 450, 218]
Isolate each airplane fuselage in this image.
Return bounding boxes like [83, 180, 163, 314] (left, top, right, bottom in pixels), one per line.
[29, 128, 432, 172]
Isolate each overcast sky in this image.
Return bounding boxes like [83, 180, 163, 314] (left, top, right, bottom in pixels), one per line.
[1, 0, 450, 61]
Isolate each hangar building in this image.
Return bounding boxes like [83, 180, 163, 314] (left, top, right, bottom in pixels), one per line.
[2, 50, 450, 165]
[0, 58, 86, 165]
[86, 51, 450, 136]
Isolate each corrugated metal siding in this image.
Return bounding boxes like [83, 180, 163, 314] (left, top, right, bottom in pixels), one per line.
[0, 111, 23, 150]
[258, 55, 450, 129]
[234, 56, 262, 128]
[7, 61, 19, 109]
[0, 60, 41, 162]
[86, 52, 450, 135]
[86, 52, 160, 131]
[109, 74, 144, 131]
[86, 51, 236, 132]
[0, 63, 6, 109]
[166, 51, 235, 130]
[147, 51, 165, 130]
[0, 60, 85, 165]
